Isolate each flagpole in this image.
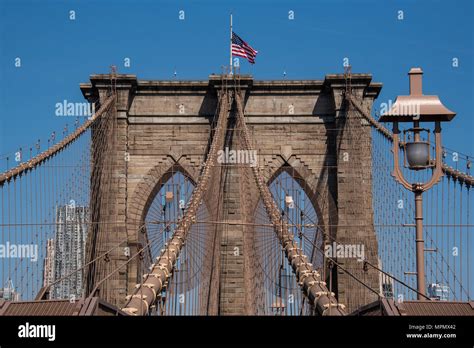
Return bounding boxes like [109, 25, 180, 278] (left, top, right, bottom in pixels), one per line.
[230, 13, 233, 75]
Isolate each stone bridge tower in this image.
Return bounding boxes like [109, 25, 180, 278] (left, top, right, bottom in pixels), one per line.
[80, 73, 382, 314]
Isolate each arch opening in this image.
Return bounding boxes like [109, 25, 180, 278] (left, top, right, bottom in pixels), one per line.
[139, 168, 214, 315]
[252, 169, 325, 315]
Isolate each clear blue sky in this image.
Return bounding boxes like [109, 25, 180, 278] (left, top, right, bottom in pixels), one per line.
[0, 0, 473, 160]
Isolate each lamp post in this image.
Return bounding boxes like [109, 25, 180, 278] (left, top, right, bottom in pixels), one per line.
[379, 68, 456, 300]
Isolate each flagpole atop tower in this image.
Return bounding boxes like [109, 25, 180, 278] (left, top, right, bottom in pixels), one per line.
[230, 13, 233, 75]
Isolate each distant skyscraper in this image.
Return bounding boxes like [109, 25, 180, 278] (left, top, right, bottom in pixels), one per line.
[50, 205, 88, 300]
[43, 239, 55, 289]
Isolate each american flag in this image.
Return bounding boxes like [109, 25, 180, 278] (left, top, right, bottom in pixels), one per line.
[232, 32, 258, 64]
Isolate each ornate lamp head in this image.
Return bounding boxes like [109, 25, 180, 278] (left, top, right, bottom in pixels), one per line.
[379, 68, 456, 189]
[379, 68, 456, 124]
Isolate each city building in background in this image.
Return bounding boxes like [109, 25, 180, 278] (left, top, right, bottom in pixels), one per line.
[42, 239, 55, 289]
[381, 273, 394, 300]
[0, 279, 20, 301]
[428, 283, 450, 301]
[378, 258, 394, 299]
[49, 205, 89, 300]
